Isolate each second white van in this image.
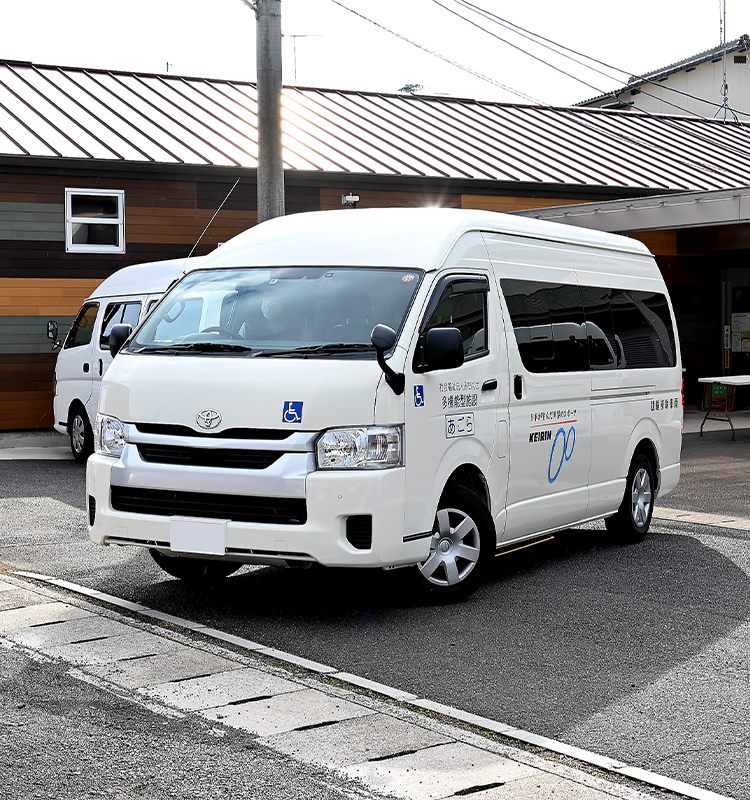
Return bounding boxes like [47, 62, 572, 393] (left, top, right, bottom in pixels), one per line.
[50, 257, 203, 461]
[86, 209, 682, 598]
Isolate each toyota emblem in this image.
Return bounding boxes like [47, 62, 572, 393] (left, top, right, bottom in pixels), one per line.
[196, 409, 222, 430]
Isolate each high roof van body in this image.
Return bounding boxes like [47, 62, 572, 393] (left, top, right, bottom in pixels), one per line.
[86, 209, 682, 597]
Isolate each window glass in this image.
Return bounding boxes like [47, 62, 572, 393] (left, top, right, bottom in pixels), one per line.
[579, 285, 618, 369]
[611, 289, 675, 368]
[100, 301, 142, 349]
[70, 195, 120, 219]
[72, 223, 119, 246]
[501, 279, 587, 373]
[414, 282, 487, 370]
[64, 303, 99, 349]
[130, 267, 423, 359]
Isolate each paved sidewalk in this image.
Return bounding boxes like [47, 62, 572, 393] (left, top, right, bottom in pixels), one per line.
[0, 572, 730, 800]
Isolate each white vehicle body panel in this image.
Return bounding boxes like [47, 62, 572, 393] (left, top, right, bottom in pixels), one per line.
[85, 209, 682, 574]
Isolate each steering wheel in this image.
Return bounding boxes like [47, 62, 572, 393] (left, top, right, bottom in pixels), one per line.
[200, 326, 244, 340]
[201, 325, 242, 339]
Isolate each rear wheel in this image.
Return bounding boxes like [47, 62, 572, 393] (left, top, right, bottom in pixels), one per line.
[605, 452, 655, 543]
[416, 486, 493, 599]
[149, 548, 242, 582]
[69, 406, 94, 463]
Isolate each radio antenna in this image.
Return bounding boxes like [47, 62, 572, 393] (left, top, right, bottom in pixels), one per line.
[184, 177, 241, 263]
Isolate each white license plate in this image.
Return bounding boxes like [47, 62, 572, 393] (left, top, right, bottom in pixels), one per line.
[170, 518, 227, 556]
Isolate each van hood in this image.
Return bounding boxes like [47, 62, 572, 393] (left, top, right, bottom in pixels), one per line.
[100, 353, 396, 432]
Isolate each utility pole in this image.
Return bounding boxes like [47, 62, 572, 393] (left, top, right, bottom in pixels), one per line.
[243, 0, 285, 222]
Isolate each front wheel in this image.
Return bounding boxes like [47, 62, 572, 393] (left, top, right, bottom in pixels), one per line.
[69, 407, 94, 463]
[149, 549, 242, 582]
[416, 486, 493, 599]
[605, 452, 655, 543]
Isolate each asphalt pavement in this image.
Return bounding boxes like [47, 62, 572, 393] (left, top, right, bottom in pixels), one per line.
[1, 411, 748, 800]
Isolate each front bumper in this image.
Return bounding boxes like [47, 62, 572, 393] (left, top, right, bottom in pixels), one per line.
[86, 452, 430, 568]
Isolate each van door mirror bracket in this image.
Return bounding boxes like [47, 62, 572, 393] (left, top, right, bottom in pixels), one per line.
[371, 324, 405, 395]
[109, 323, 133, 357]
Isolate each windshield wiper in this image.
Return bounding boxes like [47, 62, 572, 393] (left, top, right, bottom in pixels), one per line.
[257, 343, 374, 357]
[134, 342, 253, 354]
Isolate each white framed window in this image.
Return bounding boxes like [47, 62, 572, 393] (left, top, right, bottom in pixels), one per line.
[65, 188, 125, 253]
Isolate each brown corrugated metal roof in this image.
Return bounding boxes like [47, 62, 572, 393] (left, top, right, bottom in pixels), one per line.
[2, 58, 750, 192]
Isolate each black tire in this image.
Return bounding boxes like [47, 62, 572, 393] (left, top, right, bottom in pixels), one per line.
[149, 548, 242, 582]
[605, 452, 655, 543]
[69, 406, 94, 463]
[415, 485, 494, 600]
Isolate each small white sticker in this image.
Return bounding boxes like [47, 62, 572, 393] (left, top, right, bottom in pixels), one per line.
[446, 412, 474, 438]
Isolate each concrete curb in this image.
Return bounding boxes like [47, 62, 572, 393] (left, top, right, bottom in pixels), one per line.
[11, 570, 734, 800]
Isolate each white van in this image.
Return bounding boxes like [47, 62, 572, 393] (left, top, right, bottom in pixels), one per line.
[51, 258, 202, 462]
[86, 209, 682, 597]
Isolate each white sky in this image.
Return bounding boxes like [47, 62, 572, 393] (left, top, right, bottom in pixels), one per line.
[3, 0, 750, 107]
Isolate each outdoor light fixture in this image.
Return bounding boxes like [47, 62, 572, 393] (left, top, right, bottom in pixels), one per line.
[342, 193, 360, 207]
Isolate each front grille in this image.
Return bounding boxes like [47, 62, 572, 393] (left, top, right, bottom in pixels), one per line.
[111, 486, 306, 525]
[135, 423, 291, 440]
[346, 515, 372, 550]
[137, 444, 281, 470]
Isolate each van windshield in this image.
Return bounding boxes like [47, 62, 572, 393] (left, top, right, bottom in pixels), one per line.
[128, 266, 423, 357]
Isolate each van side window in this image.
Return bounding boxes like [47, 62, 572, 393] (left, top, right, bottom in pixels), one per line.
[414, 277, 488, 370]
[100, 302, 141, 349]
[505, 280, 676, 372]
[580, 286, 676, 369]
[64, 303, 99, 349]
[501, 280, 587, 373]
[611, 290, 676, 368]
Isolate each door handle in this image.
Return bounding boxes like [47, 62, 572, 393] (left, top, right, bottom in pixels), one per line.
[82, 363, 90, 374]
[482, 379, 497, 392]
[98, 359, 103, 376]
[514, 375, 523, 399]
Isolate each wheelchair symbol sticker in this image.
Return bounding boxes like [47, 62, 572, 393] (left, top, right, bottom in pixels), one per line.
[282, 401, 303, 424]
[414, 385, 425, 407]
[548, 425, 575, 483]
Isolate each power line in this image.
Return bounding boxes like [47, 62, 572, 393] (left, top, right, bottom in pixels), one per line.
[328, 0, 540, 103]
[453, 0, 750, 121]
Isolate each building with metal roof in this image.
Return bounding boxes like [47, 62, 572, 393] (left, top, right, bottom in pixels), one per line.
[577, 34, 750, 117]
[3, 57, 750, 429]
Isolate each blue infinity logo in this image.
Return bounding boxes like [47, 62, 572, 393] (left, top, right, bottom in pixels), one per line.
[548, 425, 575, 483]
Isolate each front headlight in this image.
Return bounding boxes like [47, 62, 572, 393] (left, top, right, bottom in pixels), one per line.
[95, 414, 126, 458]
[316, 426, 403, 470]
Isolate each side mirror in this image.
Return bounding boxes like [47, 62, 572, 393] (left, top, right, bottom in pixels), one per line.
[109, 323, 133, 357]
[371, 324, 405, 395]
[423, 327, 464, 372]
[47, 320, 62, 351]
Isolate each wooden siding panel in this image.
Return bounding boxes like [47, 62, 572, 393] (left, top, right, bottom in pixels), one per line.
[0, 354, 56, 429]
[126, 206, 256, 245]
[0, 315, 76, 352]
[630, 230, 678, 256]
[0, 279, 100, 315]
[0, 201, 65, 242]
[0, 172, 198, 208]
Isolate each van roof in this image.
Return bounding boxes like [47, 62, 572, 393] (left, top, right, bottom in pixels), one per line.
[198, 208, 650, 272]
[89, 256, 206, 299]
